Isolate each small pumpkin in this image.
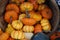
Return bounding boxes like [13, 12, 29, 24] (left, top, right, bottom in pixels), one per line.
[34, 24, 42, 34]
[38, 4, 47, 11]
[21, 18, 36, 26]
[6, 24, 14, 34]
[0, 32, 9, 40]
[19, 14, 26, 20]
[29, 11, 42, 21]
[4, 11, 18, 23]
[23, 25, 34, 32]
[6, 4, 19, 13]
[37, 0, 45, 4]
[24, 33, 34, 39]
[40, 18, 51, 32]
[10, 0, 24, 5]
[41, 7, 52, 19]
[11, 30, 25, 39]
[12, 20, 23, 30]
[20, 2, 33, 12]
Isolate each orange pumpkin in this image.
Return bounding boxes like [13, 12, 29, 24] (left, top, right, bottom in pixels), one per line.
[6, 4, 19, 13]
[4, 11, 18, 23]
[0, 28, 3, 35]
[41, 7, 52, 19]
[21, 18, 36, 26]
[34, 24, 42, 33]
[29, 11, 42, 21]
[7, 37, 14, 40]
[20, 2, 33, 12]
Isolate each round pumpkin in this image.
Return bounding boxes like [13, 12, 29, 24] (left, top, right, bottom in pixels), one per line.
[37, 0, 45, 4]
[4, 11, 18, 23]
[6, 4, 19, 13]
[29, 11, 42, 21]
[11, 30, 25, 39]
[19, 14, 26, 21]
[6, 24, 14, 34]
[23, 25, 34, 32]
[21, 18, 36, 26]
[20, 2, 33, 12]
[40, 18, 51, 32]
[41, 7, 52, 19]
[0, 32, 9, 40]
[34, 24, 42, 34]
[12, 20, 23, 30]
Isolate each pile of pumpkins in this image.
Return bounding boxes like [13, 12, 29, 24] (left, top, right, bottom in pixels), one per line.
[0, 0, 53, 40]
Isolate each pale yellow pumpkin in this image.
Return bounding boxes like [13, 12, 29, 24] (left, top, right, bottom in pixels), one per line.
[11, 30, 25, 39]
[40, 18, 51, 32]
[20, 2, 33, 12]
[19, 14, 26, 20]
[12, 20, 23, 30]
[6, 24, 14, 34]
[23, 25, 34, 32]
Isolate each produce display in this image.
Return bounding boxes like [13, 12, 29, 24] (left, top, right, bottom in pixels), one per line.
[0, 0, 53, 40]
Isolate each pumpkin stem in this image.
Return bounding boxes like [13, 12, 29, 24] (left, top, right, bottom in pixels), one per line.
[10, 16, 12, 24]
[25, 9, 30, 18]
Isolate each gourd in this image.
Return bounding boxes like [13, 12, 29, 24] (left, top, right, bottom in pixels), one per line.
[11, 30, 25, 39]
[12, 20, 23, 30]
[7, 37, 14, 40]
[37, 0, 45, 4]
[23, 25, 34, 32]
[0, 28, 3, 35]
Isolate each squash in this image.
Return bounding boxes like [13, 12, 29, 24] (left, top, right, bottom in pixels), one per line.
[11, 30, 25, 39]
[12, 20, 23, 30]
[19, 14, 26, 20]
[41, 7, 52, 19]
[6, 24, 14, 34]
[24, 33, 34, 39]
[40, 18, 51, 32]
[4, 11, 18, 23]
[7, 37, 14, 40]
[0, 32, 9, 40]
[29, 11, 42, 21]
[23, 25, 34, 32]
[34, 24, 42, 33]
[10, 0, 24, 5]
[37, 0, 45, 4]
[6, 4, 19, 13]
[21, 18, 36, 26]
[20, 2, 33, 12]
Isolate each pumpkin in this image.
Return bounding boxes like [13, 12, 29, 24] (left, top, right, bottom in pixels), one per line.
[29, 11, 42, 21]
[0, 32, 9, 40]
[4, 11, 18, 23]
[37, 0, 45, 4]
[11, 30, 25, 39]
[21, 18, 36, 26]
[12, 20, 23, 30]
[40, 19, 51, 32]
[6, 4, 19, 13]
[38, 4, 47, 11]
[19, 14, 26, 20]
[7, 37, 14, 40]
[0, 28, 3, 35]
[21, 38, 29, 40]
[20, 2, 33, 12]
[24, 33, 34, 39]
[23, 25, 34, 32]
[34, 24, 42, 33]
[41, 7, 52, 19]
[10, 0, 24, 5]
[6, 24, 14, 34]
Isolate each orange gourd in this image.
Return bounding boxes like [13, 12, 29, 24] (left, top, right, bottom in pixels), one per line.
[34, 24, 42, 33]
[4, 11, 18, 23]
